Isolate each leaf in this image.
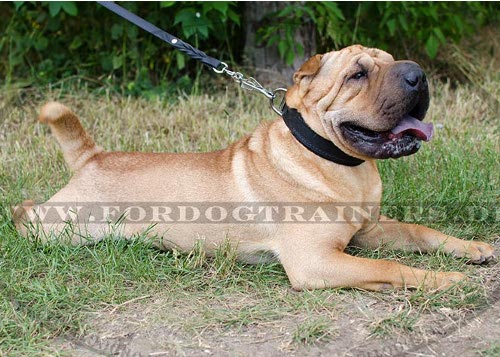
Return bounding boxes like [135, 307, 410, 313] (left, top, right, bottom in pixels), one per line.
[387, 19, 397, 36]
[227, 9, 240, 26]
[182, 26, 196, 39]
[267, 34, 280, 46]
[48, 2, 62, 17]
[112, 55, 123, 70]
[398, 14, 409, 32]
[111, 24, 123, 40]
[174, 8, 195, 26]
[425, 34, 439, 59]
[298, 5, 314, 19]
[296, 43, 304, 58]
[176, 52, 185, 70]
[453, 15, 465, 35]
[128, 48, 139, 60]
[285, 50, 295, 66]
[197, 25, 209, 39]
[277, 6, 295, 18]
[100, 57, 113, 71]
[13, 1, 24, 11]
[433, 27, 446, 43]
[320, 2, 345, 20]
[160, 1, 175, 8]
[34, 37, 49, 51]
[61, 2, 78, 16]
[428, 5, 438, 21]
[210, 2, 229, 16]
[69, 36, 83, 50]
[380, 8, 392, 26]
[126, 25, 138, 40]
[278, 40, 287, 59]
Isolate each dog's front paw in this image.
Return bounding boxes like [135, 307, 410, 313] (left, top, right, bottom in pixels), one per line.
[457, 241, 496, 264]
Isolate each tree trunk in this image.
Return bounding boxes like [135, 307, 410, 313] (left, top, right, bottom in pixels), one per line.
[243, 2, 316, 87]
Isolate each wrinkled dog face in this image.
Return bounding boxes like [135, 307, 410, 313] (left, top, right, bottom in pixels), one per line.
[288, 45, 432, 160]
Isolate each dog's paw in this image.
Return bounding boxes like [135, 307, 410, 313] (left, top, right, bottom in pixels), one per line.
[454, 241, 496, 264]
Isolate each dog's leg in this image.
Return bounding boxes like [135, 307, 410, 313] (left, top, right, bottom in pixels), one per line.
[351, 215, 496, 264]
[279, 243, 465, 291]
[12, 199, 95, 245]
[13, 102, 107, 243]
[12, 200, 35, 236]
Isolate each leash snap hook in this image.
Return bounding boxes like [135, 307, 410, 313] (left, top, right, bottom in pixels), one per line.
[213, 61, 287, 116]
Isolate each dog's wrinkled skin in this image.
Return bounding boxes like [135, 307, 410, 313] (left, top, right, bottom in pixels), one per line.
[14, 45, 495, 291]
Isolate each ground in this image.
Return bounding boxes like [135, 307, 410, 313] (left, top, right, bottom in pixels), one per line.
[55, 243, 499, 356]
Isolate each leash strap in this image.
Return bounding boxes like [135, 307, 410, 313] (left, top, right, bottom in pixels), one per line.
[97, 1, 222, 70]
[282, 105, 365, 166]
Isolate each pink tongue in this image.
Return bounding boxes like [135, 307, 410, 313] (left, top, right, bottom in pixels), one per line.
[391, 115, 434, 141]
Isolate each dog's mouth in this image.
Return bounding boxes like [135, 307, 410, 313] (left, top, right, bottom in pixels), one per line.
[340, 107, 434, 159]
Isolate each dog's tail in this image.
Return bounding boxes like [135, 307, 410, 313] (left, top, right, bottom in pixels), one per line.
[39, 102, 102, 171]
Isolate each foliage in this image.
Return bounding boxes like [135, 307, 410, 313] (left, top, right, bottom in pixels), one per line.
[0, 1, 241, 96]
[0, 1, 497, 93]
[259, 2, 497, 63]
[258, 2, 346, 65]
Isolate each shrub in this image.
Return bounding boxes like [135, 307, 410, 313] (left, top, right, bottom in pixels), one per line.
[1, 1, 497, 93]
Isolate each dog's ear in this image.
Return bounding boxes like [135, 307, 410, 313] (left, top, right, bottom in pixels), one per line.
[293, 54, 323, 84]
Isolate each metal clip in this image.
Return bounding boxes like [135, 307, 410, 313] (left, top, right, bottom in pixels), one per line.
[213, 62, 287, 116]
[212, 62, 228, 74]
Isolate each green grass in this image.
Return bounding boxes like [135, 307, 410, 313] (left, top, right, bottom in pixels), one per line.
[369, 309, 418, 337]
[0, 74, 498, 355]
[480, 342, 500, 357]
[292, 317, 336, 345]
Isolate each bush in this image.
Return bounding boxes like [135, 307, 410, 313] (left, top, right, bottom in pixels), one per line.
[1, 1, 497, 94]
[0, 1, 241, 96]
[259, 2, 497, 64]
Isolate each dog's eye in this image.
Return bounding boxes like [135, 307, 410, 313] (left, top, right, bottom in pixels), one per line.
[351, 71, 368, 80]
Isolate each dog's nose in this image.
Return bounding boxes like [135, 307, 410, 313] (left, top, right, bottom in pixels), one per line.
[392, 61, 427, 91]
[404, 70, 423, 87]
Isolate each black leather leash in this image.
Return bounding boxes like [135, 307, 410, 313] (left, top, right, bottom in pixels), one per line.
[98, 2, 364, 166]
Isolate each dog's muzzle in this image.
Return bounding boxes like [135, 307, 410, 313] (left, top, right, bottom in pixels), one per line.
[341, 62, 432, 159]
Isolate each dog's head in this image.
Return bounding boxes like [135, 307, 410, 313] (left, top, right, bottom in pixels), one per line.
[286, 45, 431, 160]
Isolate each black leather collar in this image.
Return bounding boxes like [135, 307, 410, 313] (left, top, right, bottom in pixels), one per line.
[281, 105, 365, 167]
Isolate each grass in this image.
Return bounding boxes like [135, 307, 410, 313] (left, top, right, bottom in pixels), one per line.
[369, 309, 418, 337]
[0, 64, 499, 355]
[480, 342, 500, 357]
[292, 317, 335, 345]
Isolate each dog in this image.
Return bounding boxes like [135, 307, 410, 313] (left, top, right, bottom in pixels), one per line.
[14, 45, 495, 291]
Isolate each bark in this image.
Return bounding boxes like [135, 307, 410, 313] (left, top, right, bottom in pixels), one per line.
[243, 2, 316, 86]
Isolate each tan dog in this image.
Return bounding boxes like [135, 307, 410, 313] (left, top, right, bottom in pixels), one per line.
[14, 45, 495, 291]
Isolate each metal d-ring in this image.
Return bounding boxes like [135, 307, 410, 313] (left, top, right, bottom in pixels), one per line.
[270, 88, 287, 116]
